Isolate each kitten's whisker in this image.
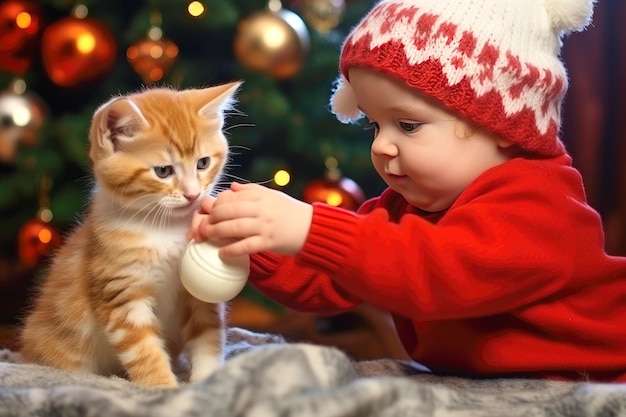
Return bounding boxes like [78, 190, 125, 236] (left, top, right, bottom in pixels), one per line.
[221, 173, 253, 183]
[118, 195, 158, 222]
[154, 205, 169, 231]
[145, 201, 167, 231]
[162, 206, 173, 229]
[223, 123, 255, 133]
[228, 144, 251, 150]
[119, 193, 154, 211]
[148, 203, 161, 230]
[223, 108, 247, 118]
[211, 176, 275, 190]
[128, 202, 160, 231]
[211, 186, 229, 196]
[133, 201, 161, 227]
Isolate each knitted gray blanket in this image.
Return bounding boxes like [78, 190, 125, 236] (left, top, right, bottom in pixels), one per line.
[1, 327, 625, 417]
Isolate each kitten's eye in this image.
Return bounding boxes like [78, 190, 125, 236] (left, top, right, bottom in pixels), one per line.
[154, 165, 173, 178]
[399, 121, 422, 133]
[197, 157, 210, 170]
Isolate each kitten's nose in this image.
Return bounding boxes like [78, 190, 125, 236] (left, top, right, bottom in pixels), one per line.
[184, 193, 200, 201]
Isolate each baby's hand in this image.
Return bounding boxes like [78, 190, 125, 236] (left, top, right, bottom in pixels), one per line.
[187, 197, 214, 242]
[205, 182, 313, 257]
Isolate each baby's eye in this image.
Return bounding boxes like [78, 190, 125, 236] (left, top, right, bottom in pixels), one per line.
[399, 121, 422, 132]
[197, 157, 210, 170]
[154, 165, 173, 178]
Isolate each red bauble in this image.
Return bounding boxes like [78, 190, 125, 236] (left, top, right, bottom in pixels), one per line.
[0, 0, 42, 74]
[18, 218, 61, 268]
[41, 16, 117, 88]
[303, 176, 365, 211]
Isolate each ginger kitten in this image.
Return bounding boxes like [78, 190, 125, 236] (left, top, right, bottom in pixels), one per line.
[20, 81, 241, 387]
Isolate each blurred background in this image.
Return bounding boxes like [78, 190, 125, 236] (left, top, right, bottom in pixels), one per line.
[0, 0, 624, 360]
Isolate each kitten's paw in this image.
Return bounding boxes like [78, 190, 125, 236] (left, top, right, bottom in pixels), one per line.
[189, 355, 222, 383]
[131, 370, 179, 388]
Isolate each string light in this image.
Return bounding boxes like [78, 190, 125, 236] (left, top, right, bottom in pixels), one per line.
[72, 4, 88, 19]
[274, 169, 291, 186]
[188, 1, 205, 17]
[268, 0, 282, 13]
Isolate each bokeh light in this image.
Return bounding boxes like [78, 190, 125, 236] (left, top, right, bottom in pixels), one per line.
[188, 1, 205, 17]
[274, 169, 291, 186]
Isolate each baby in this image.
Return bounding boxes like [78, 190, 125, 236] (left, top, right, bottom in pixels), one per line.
[191, 0, 626, 382]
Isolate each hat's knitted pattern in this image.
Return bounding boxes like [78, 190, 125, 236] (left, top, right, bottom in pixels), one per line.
[330, 0, 595, 156]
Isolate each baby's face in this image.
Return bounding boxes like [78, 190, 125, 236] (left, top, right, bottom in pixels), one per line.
[348, 67, 513, 212]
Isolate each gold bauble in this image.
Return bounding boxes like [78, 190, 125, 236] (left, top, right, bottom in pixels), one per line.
[301, 0, 345, 33]
[0, 83, 47, 164]
[234, 8, 310, 79]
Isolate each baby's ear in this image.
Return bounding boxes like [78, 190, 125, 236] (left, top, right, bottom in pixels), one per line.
[497, 138, 515, 148]
[89, 97, 149, 154]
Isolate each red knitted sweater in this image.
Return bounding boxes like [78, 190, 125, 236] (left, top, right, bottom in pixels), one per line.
[248, 155, 626, 382]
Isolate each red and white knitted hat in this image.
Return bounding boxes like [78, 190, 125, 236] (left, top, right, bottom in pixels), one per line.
[330, 0, 595, 156]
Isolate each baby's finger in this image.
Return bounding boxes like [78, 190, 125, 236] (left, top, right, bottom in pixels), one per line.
[219, 235, 265, 257]
[187, 215, 207, 242]
[188, 213, 204, 241]
[213, 188, 237, 202]
[209, 200, 261, 224]
[199, 197, 215, 213]
[206, 217, 260, 241]
[230, 181, 256, 192]
[190, 210, 203, 229]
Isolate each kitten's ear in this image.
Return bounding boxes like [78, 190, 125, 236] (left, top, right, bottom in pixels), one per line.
[90, 97, 149, 153]
[196, 81, 242, 119]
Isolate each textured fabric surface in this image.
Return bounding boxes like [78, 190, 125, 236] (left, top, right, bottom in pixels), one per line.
[1, 327, 626, 416]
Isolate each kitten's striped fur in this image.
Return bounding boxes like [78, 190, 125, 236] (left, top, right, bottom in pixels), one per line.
[20, 82, 241, 387]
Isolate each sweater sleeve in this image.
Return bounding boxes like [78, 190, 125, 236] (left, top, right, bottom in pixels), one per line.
[250, 157, 606, 321]
[246, 197, 383, 313]
[247, 231, 362, 314]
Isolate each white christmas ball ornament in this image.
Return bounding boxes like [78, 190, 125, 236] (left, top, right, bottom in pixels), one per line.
[180, 240, 250, 303]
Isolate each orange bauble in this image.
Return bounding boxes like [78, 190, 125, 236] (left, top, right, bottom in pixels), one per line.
[41, 16, 117, 88]
[127, 36, 178, 85]
[18, 218, 61, 268]
[0, 0, 42, 74]
[303, 176, 365, 211]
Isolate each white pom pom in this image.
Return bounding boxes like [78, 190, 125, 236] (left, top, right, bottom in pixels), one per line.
[544, 0, 595, 33]
[329, 76, 362, 124]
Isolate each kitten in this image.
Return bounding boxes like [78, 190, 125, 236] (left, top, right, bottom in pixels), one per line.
[19, 81, 241, 387]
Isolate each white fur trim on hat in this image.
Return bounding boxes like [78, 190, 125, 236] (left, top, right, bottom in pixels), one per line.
[330, 75, 362, 124]
[544, 0, 595, 33]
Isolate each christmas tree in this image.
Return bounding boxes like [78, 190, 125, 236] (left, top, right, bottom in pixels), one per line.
[0, 0, 383, 275]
